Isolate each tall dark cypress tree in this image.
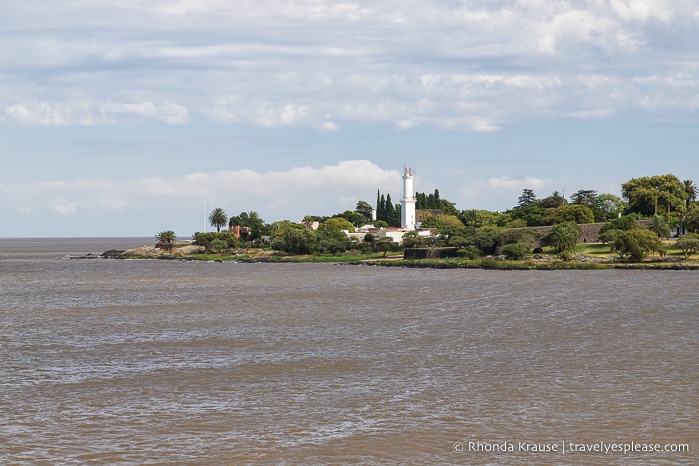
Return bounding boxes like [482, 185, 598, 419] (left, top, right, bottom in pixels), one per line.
[386, 194, 395, 226]
[378, 194, 387, 223]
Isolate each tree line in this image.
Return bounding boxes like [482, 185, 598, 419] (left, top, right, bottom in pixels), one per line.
[154, 173, 699, 261]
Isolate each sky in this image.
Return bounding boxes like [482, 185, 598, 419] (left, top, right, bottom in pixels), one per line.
[1, 0, 698, 237]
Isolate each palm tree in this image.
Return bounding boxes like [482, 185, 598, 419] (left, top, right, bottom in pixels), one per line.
[548, 221, 581, 252]
[302, 215, 314, 230]
[155, 230, 176, 243]
[208, 208, 228, 232]
[649, 215, 672, 239]
[155, 230, 176, 250]
[543, 191, 566, 208]
[683, 180, 697, 209]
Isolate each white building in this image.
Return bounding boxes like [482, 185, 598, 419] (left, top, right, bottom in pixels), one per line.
[401, 166, 417, 230]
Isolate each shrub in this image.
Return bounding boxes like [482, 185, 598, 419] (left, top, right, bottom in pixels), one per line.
[599, 213, 640, 235]
[209, 238, 228, 253]
[500, 228, 540, 251]
[457, 245, 480, 260]
[500, 243, 526, 260]
[479, 257, 498, 268]
[559, 251, 574, 262]
[319, 239, 347, 255]
[472, 226, 504, 255]
[193, 231, 239, 252]
[357, 242, 373, 254]
[614, 229, 666, 261]
[598, 229, 620, 252]
[675, 233, 699, 259]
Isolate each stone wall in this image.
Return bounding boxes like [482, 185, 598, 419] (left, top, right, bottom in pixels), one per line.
[524, 220, 652, 244]
[404, 247, 458, 260]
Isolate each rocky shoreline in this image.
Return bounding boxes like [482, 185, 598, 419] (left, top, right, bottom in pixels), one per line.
[68, 245, 699, 270]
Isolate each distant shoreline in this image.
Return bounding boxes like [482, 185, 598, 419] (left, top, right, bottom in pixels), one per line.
[86, 247, 699, 270]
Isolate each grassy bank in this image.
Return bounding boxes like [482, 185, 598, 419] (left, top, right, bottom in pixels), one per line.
[120, 241, 699, 270]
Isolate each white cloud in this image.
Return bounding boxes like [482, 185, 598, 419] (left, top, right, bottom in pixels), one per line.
[12, 160, 398, 226]
[1, 1, 697, 130]
[5, 101, 70, 126]
[49, 198, 77, 215]
[99, 196, 128, 211]
[4, 99, 189, 126]
[487, 176, 547, 192]
[609, 0, 675, 23]
[99, 101, 190, 124]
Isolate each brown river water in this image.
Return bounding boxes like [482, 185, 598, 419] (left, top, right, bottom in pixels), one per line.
[0, 238, 696, 465]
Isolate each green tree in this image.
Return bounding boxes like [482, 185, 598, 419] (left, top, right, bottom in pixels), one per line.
[683, 180, 698, 209]
[614, 229, 666, 261]
[598, 229, 620, 252]
[155, 230, 176, 244]
[334, 210, 365, 227]
[500, 228, 540, 252]
[192, 231, 239, 252]
[229, 211, 267, 240]
[547, 221, 582, 253]
[302, 215, 314, 230]
[270, 220, 294, 234]
[363, 233, 376, 251]
[500, 243, 526, 260]
[436, 215, 466, 234]
[544, 204, 595, 225]
[472, 226, 504, 255]
[355, 200, 374, 222]
[319, 239, 347, 254]
[375, 192, 385, 224]
[542, 191, 567, 208]
[271, 225, 317, 255]
[517, 189, 537, 208]
[570, 189, 598, 206]
[415, 189, 442, 209]
[318, 217, 355, 236]
[599, 213, 640, 236]
[675, 233, 699, 259]
[684, 204, 699, 233]
[459, 210, 507, 228]
[420, 216, 441, 229]
[648, 215, 672, 239]
[209, 238, 228, 253]
[622, 174, 684, 216]
[402, 230, 426, 248]
[208, 208, 228, 232]
[155, 230, 176, 250]
[509, 204, 546, 226]
[385, 194, 398, 227]
[375, 237, 397, 257]
[595, 194, 627, 220]
[447, 235, 470, 249]
[315, 219, 351, 253]
[438, 199, 459, 216]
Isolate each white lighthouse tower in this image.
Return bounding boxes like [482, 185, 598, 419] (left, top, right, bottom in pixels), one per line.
[401, 165, 416, 230]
